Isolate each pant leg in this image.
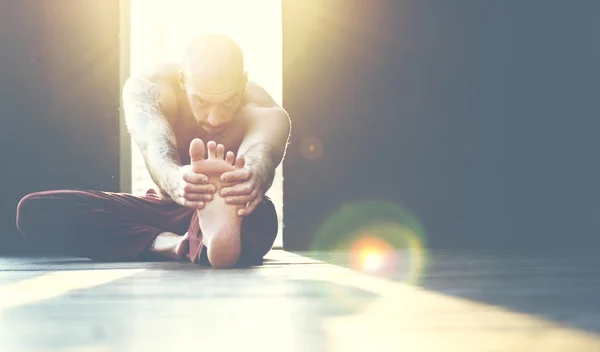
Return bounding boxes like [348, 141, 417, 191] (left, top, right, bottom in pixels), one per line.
[16, 189, 194, 261]
[238, 196, 279, 265]
[187, 196, 279, 266]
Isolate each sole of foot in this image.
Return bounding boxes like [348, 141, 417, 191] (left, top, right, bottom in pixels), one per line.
[189, 139, 244, 268]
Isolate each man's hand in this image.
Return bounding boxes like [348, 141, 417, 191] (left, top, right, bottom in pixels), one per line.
[219, 156, 266, 216]
[170, 165, 217, 209]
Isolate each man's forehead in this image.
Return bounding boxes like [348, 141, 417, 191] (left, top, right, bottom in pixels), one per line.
[187, 75, 243, 97]
[185, 79, 243, 104]
[185, 62, 244, 90]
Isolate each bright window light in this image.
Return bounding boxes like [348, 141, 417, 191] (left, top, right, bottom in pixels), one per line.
[129, 0, 284, 247]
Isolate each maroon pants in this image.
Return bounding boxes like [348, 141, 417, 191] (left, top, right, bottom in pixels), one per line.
[15, 189, 278, 265]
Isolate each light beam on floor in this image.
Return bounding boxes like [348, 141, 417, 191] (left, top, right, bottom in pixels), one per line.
[0, 252, 599, 350]
[0, 269, 144, 312]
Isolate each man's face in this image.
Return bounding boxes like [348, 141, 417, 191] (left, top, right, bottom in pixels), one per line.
[180, 70, 247, 136]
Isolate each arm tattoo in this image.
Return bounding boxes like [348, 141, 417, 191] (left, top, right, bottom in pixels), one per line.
[122, 77, 182, 196]
[122, 77, 179, 163]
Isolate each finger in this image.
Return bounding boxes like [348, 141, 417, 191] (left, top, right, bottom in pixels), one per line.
[225, 194, 254, 206]
[221, 168, 251, 183]
[239, 196, 262, 217]
[225, 189, 258, 206]
[235, 155, 245, 169]
[180, 199, 204, 209]
[183, 183, 216, 195]
[225, 151, 235, 165]
[207, 141, 217, 159]
[183, 193, 213, 202]
[220, 182, 252, 197]
[183, 172, 209, 184]
[216, 144, 225, 160]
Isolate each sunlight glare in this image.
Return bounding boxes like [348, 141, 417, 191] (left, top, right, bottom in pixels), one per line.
[129, 0, 283, 247]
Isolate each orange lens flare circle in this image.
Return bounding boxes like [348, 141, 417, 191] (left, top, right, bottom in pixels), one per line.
[311, 200, 429, 283]
[350, 236, 396, 274]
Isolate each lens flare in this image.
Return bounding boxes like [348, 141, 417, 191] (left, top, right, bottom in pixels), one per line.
[311, 200, 428, 284]
[363, 251, 383, 271]
[300, 136, 323, 160]
[351, 236, 393, 273]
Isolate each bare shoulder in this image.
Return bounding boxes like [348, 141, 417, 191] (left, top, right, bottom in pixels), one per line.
[243, 81, 282, 109]
[238, 81, 290, 140]
[122, 63, 182, 115]
[121, 63, 184, 146]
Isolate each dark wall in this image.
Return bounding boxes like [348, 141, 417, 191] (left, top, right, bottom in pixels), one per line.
[282, 1, 600, 251]
[0, 1, 122, 253]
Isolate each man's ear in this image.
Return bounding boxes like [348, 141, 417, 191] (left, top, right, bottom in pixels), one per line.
[178, 70, 186, 90]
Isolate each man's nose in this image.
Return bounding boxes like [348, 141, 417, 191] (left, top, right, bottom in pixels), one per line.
[207, 110, 222, 127]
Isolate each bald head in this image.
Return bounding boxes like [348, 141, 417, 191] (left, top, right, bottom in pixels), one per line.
[179, 34, 248, 132]
[181, 34, 246, 95]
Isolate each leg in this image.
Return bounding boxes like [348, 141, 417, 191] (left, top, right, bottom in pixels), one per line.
[15, 189, 194, 261]
[188, 195, 278, 267]
[186, 139, 245, 268]
[238, 195, 279, 265]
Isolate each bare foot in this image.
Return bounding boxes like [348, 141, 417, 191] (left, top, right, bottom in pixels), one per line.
[189, 139, 244, 268]
[149, 232, 189, 261]
[175, 232, 190, 258]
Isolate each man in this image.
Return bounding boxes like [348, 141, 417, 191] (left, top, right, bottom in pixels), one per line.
[16, 34, 291, 269]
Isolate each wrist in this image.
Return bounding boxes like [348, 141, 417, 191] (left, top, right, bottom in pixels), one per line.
[249, 163, 271, 193]
[163, 164, 184, 199]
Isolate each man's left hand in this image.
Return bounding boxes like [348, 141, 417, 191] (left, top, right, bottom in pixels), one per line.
[219, 156, 266, 216]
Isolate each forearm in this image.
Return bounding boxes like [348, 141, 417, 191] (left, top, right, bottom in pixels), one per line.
[242, 143, 280, 193]
[141, 138, 182, 198]
[237, 107, 291, 193]
[122, 76, 182, 199]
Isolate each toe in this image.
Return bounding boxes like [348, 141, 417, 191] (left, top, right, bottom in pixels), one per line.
[235, 155, 245, 169]
[189, 139, 205, 163]
[225, 151, 235, 165]
[216, 144, 225, 160]
[207, 141, 217, 159]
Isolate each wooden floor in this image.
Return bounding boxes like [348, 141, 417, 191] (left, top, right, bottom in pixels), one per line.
[0, 248, 599, 352]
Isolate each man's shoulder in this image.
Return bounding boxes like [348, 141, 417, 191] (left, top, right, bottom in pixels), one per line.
[238, 82, 289, 129]
[137, 62, 182, 83]
[243, 81, 280, 109]
[124, 62, 182, 112]
[127, 63, 181, 92]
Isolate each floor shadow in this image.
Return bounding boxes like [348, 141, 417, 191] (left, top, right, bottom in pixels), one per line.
[297, 247, 600, 335]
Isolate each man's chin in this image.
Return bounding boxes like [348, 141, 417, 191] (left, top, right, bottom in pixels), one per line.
[205, 129, 224, 135]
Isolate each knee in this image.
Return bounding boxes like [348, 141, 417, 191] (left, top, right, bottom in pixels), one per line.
[16, 191, 67, 236]
[16, 192, 44, 235]
[240, 198, 279, 262]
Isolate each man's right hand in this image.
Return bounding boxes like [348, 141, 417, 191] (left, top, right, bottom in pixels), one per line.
[170, 165, 216, 209]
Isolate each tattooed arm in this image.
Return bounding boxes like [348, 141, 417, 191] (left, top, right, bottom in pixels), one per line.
[122, 76, 213, 208]
[218, 83, 291, 216]
[237, 83, 291, 193]
[121, 76, 182, 199]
